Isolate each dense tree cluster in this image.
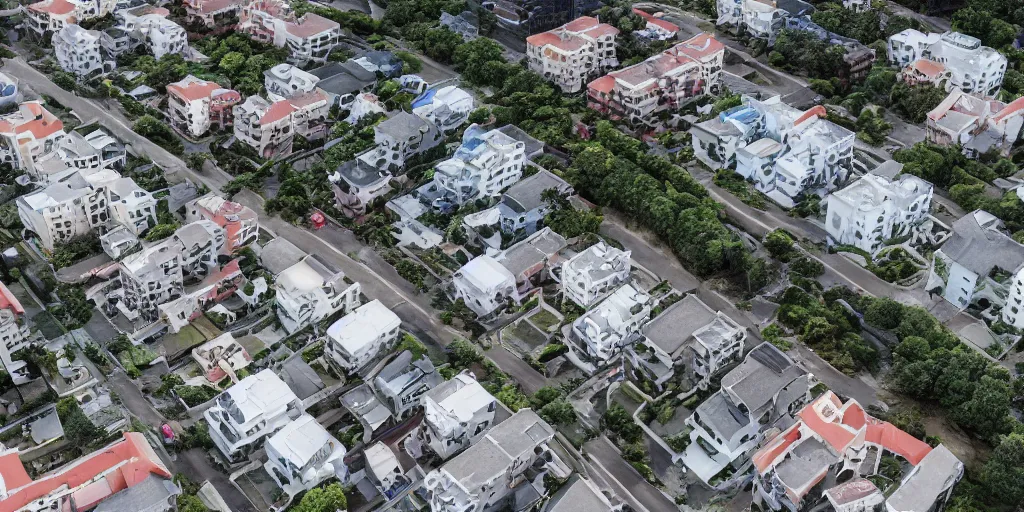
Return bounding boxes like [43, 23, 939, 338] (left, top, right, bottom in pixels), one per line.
[197, 34, 290, 96]
[774, 286, 879, 375]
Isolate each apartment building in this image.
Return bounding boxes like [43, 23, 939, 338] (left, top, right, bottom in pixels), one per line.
[825, 172, 933, 256]
[265, 63, 320, 101]
[588, 33, 725, 130]
[716, 0, 787, 40]
[691, 97, 855, 207]
[925, 88, 1024, 157]
[566, 283, 652, 374]
[418, 124, 526, 209]
[753, 391, 963, 512]
[422, 409, 561, 512]
[119, 7, 188, 59]
[205, 369, 303, 462]
[53, 25, 113, 78]
[26, 0, 116, 38]
[0, 101, 67, 178]
[192, 332, 252, 383]
[360, 111, 443, 174]
[495, 169, 572, 236]
[628, 295, 746, 392]
[888, 30, 1007, 97]
[238, 0, 340, 66]
[342, 350, 443, 440]
[330, 157, 393, 216]
[680, 343, 812, 484]
[0, 282, 33, 383]
[17, 170, 157, 251]
[185, 194, 259, 254]
[560, 241, 631, 309]
[411, 85, 475, 134]
[451, 255, 519, 319]
[158, 258, 242, 333]
[234, 95, 296, 159]
[264, 414, 347, 497]
[166, 76, 242, 139]
[183, 0, 243, 29]
[57, 129, 126, 178]
[526, 16, 619, 93]
[414, 372, 497, 460]
[274, 254, 361, 333]
[632, 8, 678, 40]
[288, 88, 331, 140]
[324, 299, 401, 373]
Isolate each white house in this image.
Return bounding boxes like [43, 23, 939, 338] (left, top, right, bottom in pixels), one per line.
[715, 0, 786, 40]
[205, 369, 303, 462]
[628, 295, 745, 392]
[274, 254, 361, 333]
[191, 332, 252, 384]
[680, 343, 811, 484]
[825, 172, 933, 255]
[411, 85, 475, 133]
[330, 157, 393, 215]
[927, 210, 1024, 329]
[422, 409, 561, 512]
[324, 299, 401, 373]
[0, 282, 34, 384]
[418, 124, 526, 209]
[566, 283, 652, 374]
[166, 76, 242, 138]
[451, 255, 518, 319]
[276, 13, 341, 66]
[359, 111, 443, 173]
[185, 194, 259, 254]
[53, 25, 112, 78]
[587, 33, 724, 130]
[119, 8, 188, 59]
[691, 98, 854, 207]
[888, 30, 1007, 97]
[414, 372, 497, 460]
[560, 241, 631, 309]
[264, 414, 347, 498]
[0, 101, 67, 178]
[26, 0, 80, 38]
[925, 88, 1024, 157]
[56, 129, 126, 180]
[265, 63, 320, 101]
[234, 95, 296, 159]
[526, 16, 619, 93]
[183, 0, 244, 29]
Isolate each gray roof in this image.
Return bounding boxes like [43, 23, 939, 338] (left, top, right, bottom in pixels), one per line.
[643, 295, 717, 356]
[693, 391, 748, 441]
[496, 124, 544, 158]
[545, 475, 613, 512]
[260, 238, 307, 276]
[93, 475, 179, 512]
[887, 445, 963, 512]
[337, 158, 389, 187]
[443, 409, 553, 489]
[500, 169, 570, 214]
[279, 357, 325, 400]
[377, 111, 435, 140]
[29, 409, 64, 444]
[497, 228, 566, 278]
[941, 211, 1024, 276]
[311, 61, 376, 96]
[721, 343, 807, 413]
[774, 438, 837, 492]
[375, 350, 442, 398]
[869, 160, 905, 180]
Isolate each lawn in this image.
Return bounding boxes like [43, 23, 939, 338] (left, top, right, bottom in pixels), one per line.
[529, 309, 561, 333]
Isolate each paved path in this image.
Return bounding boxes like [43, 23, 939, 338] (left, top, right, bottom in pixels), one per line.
[177, 449, 256, 511]
[585, 436, 679, 512]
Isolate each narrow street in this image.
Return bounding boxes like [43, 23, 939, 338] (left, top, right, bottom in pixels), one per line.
[585, 436, 679, 512]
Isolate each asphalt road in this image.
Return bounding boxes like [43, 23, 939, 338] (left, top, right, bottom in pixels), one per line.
[585, 436, 679, 512]
[177, 448, 257, 511]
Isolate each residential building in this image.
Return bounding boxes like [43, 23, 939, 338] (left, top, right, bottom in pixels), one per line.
[560, 241, 631, 309]
[364, 442, 415, 499]
[496, 169, 572, 236]
[451, 255, 518, 319]
[887, 30, 1007, 97]
[411, 85, 475, 134]
[587, 33, 725, 130]
[899, 58, 951, 88]
[25, 0, 79, 39]
[274, 254, 361, 333]
[352, 50, 404, 78]
[691, 97, 855, 207]
[470, 0, 597, 35]
[414, 372, 497, 460]
[56, 129, 126, 178]
[185, 194, 259, 254]
[753, 391, 963, 512]
[341, 349, 443, 439]
[0, 282, 32, 383]
[566, 283, 652, 373]
[204, 369, 303, 462]
[422, 409, 561, 512]
[330, 157, 393, 215]
[360, 111, 443, 174]
[543, 475, 620, 512]
[265, 63, 320, 101]
[927, 210, 1024, 329]
[309, 61, 377, 109]
[157, 258, 242, 332]
[417, 124, 526, 209]
[825, 172, 933, 255]
[53, 25, 113, 78]
[526, 16, 619, 93]
[715, 0, 787, 40]
[287, 88, 331, 140]
[494, 227, 567, 290]
[324, 299, 401, 373]
[0, 101, 67, 178]
[440, 11, 478, 41]
[192, 332, 252, 383]
[925, 88, 1024, 157]
[632, 8, 678, 40]
[264, 414, 347, 497]
[237, 0, 290, 44]
[183, 0, 243, 29]
[17, 170, 157, 251]
[681, 342, 812, 484]
[631, 295, 746, 393]
[234, 95, 296, 159]
[171, 219, 226, 279]
[166, 76, 241, 139]
[119, 7, 188, 59]
[239, 1, 340, 66]
[0, 432, 174, 512]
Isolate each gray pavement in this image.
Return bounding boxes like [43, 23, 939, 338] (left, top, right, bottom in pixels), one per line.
[177, 448, 257, 512]
[585, 436, 679, 512]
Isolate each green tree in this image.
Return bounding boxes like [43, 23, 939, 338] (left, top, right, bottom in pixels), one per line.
[856, 108, 892, 146]
[539, 399, 576, 426]
[453, 38, 507, 86]
[764, 229, 794, 261]
[52, 72, 77, 91]
[291, 482, 347, 512]
[531, 386, 562, 408]
[983, 432, 1024, 505]
[864, 297, 903, 330]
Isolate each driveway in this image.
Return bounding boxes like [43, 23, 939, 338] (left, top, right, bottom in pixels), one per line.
[585, 436, 679, 512]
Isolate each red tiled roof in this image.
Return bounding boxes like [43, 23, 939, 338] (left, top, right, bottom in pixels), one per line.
[826, 478, 881, 506]
[676, 33, 724, 60]
[289, 88, 329, 108]
[993, 95, 1024, 123]
[582, 23, 619, 39]
[0, 281, 25, 315]
[260, 99, 295, 124]
[191, 0, 242, 14]
[28, 0, 74, 16]
[910, 59, 945, 78]
[632, 8, 677, 33]
[588, 75, 616, 94]
[865, 422, 931, 465]
[10, 103, 64, 141]
[285, 12, 339, 38]
[563, 15, 599, 32]
[526, 31, 587, 52]
[794, 105, 827, 126]
[0, 432, 171, 512]
[167, 77, 227, 102]
[753, 425, 801, 473]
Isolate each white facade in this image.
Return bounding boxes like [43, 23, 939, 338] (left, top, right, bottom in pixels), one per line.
[416, 372, 497, 460]
[53, 25, 111, 78]
[842, 0, 869, 11]
[324, 299, 401, 373]
[274, 13, 341, 66]
[26, 0, 115, 37]
[205, 369, 303, 462]
[0, 282, 33, 383]
[925, 89, 1024, 157]
[264, 414, 347, 497]
[359, 111, 443, 173]
[826, 173, 933, 255]
[185, 194, 259, 254]
[192, 332, 252, 383]
[526, 16, 619, 93]
[411, 86, 474, 134]
[57, 129, 126, 180]
[716, 0, 785, 40]
[274, 255, 361, 333]
[451, 255, 518, 319]
[234, 95, 296, 159]
[167, 75, 242, 138]
[0, 102, 67, 178]
[887, 30, 1007, 97]
[567, 283, 652, 372]
[265, 63, 320, 101]
[121, 11, 188, 59]
[691, 97, 854, 207]
[560, 242, 631, 308]
[424, 124, 526, 208]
